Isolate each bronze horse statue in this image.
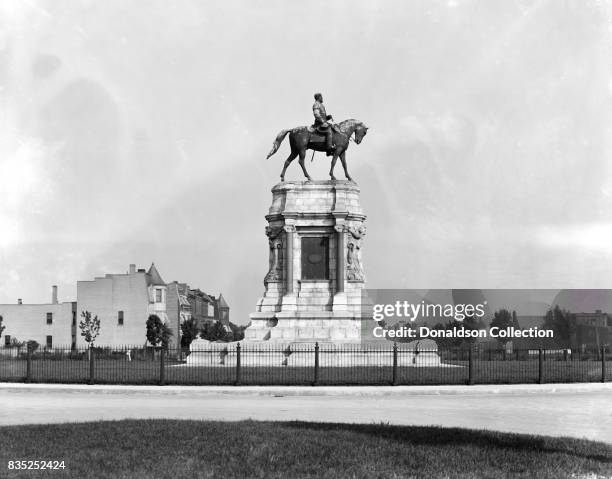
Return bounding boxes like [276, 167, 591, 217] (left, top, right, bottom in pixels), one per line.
[266, 119, 368, 182]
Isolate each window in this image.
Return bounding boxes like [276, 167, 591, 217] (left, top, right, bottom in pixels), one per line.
[155, 289, 163, 303]
[4, 335, 10, 346]
[301, 236, 329, 280]
[118, 311, 124, 326]
[46, 335, 53, 349]
[46, 312, 53, 324]
[72, 311, 76, 326]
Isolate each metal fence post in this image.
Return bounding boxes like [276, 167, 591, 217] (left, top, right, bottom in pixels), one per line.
[235, 343, 241, 385]
[602, 346, 606, 383]
[468, 347, 474, 385]
[538, 349, 543, 384]
[392, 342, 398, 386]
[89, 346, 95, 385]
[313, 342, 320, 386]
[26, 344, 32, 383]
[159, 347, 166, 386]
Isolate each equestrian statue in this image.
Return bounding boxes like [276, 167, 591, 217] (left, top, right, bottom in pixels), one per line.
[266, 93, 368, 182]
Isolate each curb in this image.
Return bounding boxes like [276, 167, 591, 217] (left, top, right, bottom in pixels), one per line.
[1, 382, 611, 397]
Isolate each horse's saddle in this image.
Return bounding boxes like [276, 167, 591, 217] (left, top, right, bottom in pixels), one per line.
[307, 123, 340, 135]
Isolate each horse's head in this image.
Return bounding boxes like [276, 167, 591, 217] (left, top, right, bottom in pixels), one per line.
[354, 122, 368, 144]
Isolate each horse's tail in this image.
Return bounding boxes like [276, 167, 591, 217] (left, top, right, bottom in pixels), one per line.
[266, 129, 291, 159]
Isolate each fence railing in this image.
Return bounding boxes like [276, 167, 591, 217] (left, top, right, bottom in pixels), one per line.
[0, 343, 608, 386]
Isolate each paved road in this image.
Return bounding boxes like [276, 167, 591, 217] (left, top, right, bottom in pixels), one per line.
[1, 384, 611, 443]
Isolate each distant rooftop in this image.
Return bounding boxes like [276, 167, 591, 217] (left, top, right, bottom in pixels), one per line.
[146, 263, 165, 286]
[189, 288, 214, 303]
[217, 293, 229, 309]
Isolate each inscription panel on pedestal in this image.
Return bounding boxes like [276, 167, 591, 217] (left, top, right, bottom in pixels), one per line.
[301, 236, 329, 280]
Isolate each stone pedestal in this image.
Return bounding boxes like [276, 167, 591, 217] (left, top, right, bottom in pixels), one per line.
[246, 180, 367, 343]
[184, 338, 447, 368]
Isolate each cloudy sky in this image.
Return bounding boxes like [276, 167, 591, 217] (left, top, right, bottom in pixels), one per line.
[1, 0, 611, 324]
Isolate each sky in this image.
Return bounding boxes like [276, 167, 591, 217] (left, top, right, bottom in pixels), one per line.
[1, 0, 612, 324]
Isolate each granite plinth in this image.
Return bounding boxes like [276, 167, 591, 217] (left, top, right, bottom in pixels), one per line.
[185, 339, 444, 367]
[248, 180, 368, 343]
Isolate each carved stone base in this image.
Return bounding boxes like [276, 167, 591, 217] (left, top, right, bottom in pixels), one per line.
[248, 180, 367, 344]
[185, 338, 446, 367]
[247, 312, 362, 343]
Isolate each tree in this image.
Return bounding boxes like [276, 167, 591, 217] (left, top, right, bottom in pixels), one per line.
[453, 313, 484, 347]
[543, 306, 576, 347]
[79, 311, 101, 347]
[229, 322, 247, 341]
[180, 318, 199, 348]
[464, 313, 486, 333]
[490, 309, 514, 345]
[27, 340, 39, 353]
[512, 310, 520, 328]
[200, 320, 230, 342]
[0, 315, 5, 341]
[430, 313, 486, 349]
[146, 314, 172, 348]
[212, 321, 228, 341]
[9, 337, 25, 355]
[198, 320, 246, 342]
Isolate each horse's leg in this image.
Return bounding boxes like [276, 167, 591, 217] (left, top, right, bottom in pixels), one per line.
[340, 151, 352, 182]
[328, 133, 339, 180]
[329, 151, 339, 181]
[280, 150, 298, 181]
[298, 150, 312, 181]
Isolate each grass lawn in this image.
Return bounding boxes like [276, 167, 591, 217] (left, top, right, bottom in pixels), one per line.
[0, 420, 610, 478]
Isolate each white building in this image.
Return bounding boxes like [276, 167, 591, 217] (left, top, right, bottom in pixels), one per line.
[76, 263, 168, 347]
[0, 263, 227, 351]
[0, 286, 76, 350]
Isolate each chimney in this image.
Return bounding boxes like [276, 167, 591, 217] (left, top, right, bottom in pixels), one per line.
[52, 285, 58, 304]
[17, 299, 22, 305]
[129, 264, 136, 274]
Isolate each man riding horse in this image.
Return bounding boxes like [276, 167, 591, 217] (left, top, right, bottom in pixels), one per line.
[312, 93, 335, 155]
[266, 94, 368, 182]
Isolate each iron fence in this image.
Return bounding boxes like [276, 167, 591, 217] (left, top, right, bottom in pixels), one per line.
[0, 343, 608, 386]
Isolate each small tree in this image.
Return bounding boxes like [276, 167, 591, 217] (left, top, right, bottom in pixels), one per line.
[79, 311, 101, 358]
[490, 309, 514, 346]
[9, 338, 25, 355]
[512, 310, 520, 328]
[543, 306, 576, 348]
[27, 340, 39, 353]
[229, 322, 246, 342]
[180, 318, 199, 348]
[0, 315, 5, 342]
[199, 321, 214, 341]
[146, 314, 172, 348]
